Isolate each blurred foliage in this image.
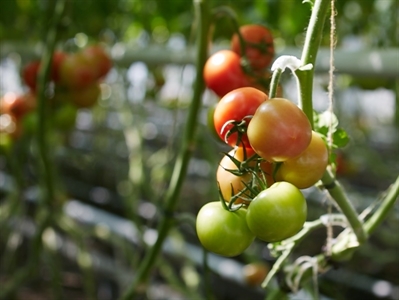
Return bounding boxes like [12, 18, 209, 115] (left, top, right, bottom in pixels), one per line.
[1, 0, 397, 48]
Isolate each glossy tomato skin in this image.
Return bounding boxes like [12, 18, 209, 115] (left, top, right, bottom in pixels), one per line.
[247, 98, 312, 162]
[276, 131, 329, 189]
[196, 201, 255, 257]
[231, 24, 275, 71]
[246, 181, 307, 242]
[214, 87, 268, 148]
[204, 50, 252, 98]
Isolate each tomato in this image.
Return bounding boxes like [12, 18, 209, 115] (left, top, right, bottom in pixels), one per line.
[0, 132, 13, 154]
[82, 45, 112, 79]
[22, 60, 41, 91]
[247, 98, 312, 162]
[52, 102, 78, 130]
[243, 261, 269, 286]
[246, 182, 307, 242]
[214, 87, 268, 148]
[217, 147, 274, 204]
[68, 83, 101, 108]
[59, 52, 97, 89]
[0, 92, 36, 120]
[276, 131, 328, 189]
[51, 51, 68, 82]
[196, 201, 255, 257]
[203, 50, 252, 98]
[231, 24, 275, 70]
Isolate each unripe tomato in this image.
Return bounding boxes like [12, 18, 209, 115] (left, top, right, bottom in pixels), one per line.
[276, 131, 329, 189]
[196, 201, 255, 257]
[203, 50, 252, 98]
[214, 87, 268, 148]
[246, 181, 307, 242]
[52, 102, 78, 130]
[59, 52, 97, 89]
[231, 24, 275, 70]
[247, 98, 312, 162]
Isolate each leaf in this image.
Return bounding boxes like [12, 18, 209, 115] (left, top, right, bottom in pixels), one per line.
[333, 128, 350, 149]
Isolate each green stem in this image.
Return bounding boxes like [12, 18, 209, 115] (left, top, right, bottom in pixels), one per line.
[36, 0, 65, 207]
[296, 0, 331, 127]
[322, 168, 368, 244]
[269, 68, 282, 99]
[120, 0, 210, 298]
[364, 176, 399, 235]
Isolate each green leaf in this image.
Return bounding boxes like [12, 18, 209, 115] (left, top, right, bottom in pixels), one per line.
[333, 128, 350, 149]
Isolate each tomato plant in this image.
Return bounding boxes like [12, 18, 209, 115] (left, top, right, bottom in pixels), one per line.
[231, 24, 275, 71]
[196, 201, 255, 257]
[246, 181, 307, 242]
[276, 131, 329, 189]
[0, 92, 36, 120]
[214, 87, 268, 148]
[247, 97, 312, 162]
[203, 50, 252, 98]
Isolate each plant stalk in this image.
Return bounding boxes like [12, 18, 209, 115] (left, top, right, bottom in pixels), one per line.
[120, 0, 210, 298]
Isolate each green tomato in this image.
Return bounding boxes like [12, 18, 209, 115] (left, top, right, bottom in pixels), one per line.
[246, 182, 307, 242]
[53, 102, 78, 131]
[196, 201, 255, 257]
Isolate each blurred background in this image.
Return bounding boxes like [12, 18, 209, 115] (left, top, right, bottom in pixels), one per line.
[0, 0, 398, 299]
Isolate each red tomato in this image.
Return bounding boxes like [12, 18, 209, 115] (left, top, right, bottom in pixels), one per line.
[276, 131, 329, 189]
[231, 24, 275, 70]
[203, 50, 252, 98]
[22, 61, 41, 91]
[214, 87, 268, 148]
[247, 98, 312, 162]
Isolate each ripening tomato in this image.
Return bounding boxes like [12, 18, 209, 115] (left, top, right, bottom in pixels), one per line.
[82, 45, 112, 79]
[243, 262, 269, 286]
[214, 87, 268, 148]
[231, 24, 275, 70]
[196, 201, 255, 257]
[276, 131, 329, 189]
[217, 147, 274, 204]
[59, 52, 97, 89]
[68, 83, 101, 108]
[51, 51, 68, 82]
[246, 181, 307, 242]
[247, 98, 312, 162]
[203, 50, 252, 98]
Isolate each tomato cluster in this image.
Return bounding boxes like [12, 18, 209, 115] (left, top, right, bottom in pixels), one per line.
[0, 44, 112, 148]
[196, 24, 329, 257]
[204, 24, 277, 98]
